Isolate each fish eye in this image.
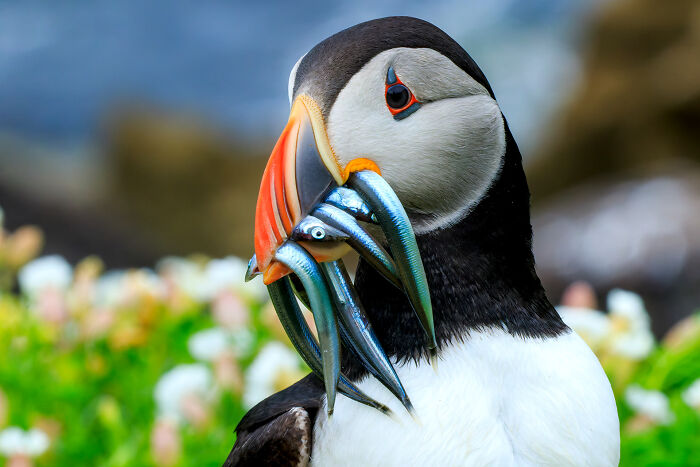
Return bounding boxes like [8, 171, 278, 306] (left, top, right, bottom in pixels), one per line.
[311, 226, 325, 240]
[386, 84, 410, 110]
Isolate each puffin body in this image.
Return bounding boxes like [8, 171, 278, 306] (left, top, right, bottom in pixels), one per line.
[312, 331, 617, 466]
[226, 17, 619, 467]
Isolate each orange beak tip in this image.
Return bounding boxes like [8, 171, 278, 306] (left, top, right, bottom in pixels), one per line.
[262, 261, 293, 285]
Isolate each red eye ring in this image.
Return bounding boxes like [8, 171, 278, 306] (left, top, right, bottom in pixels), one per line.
[385, 67, 421, 120]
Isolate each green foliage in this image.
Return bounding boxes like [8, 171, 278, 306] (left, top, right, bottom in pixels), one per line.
[617, 314, 700, 466]
[0, 244, 306, 466]
[0, 220, 699, 465]
[0, 294, 257, 466]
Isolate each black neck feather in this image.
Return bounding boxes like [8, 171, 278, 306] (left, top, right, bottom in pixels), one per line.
[345, 122, 567, 378]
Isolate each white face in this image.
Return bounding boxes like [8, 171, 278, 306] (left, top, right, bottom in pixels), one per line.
[292, 47, 506, 234]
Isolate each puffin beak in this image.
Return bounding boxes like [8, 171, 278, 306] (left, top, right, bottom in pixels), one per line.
[249, 95, 437, 417]
[253, 95, 350, 285]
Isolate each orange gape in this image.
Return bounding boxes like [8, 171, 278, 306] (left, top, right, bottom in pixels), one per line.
[342, 158, 381, 182]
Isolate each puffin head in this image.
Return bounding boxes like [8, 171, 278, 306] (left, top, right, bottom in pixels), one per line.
[292, 21, 504, 235]
[249, 17, 511, 416]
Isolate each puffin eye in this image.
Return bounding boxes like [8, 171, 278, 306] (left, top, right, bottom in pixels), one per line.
[385, 66, 421, 121]
[386, 85, 410, 109]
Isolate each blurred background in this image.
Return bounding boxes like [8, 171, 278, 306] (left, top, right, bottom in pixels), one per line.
[1, 0, 700, 465]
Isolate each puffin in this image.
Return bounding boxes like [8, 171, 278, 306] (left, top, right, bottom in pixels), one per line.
[225, 16, 620, 466]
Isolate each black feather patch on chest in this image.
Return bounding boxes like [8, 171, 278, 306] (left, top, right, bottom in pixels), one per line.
[226, 374, 324, 466]
[343, 122, 567, 379]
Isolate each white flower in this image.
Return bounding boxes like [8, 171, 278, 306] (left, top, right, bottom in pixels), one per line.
[128, 268, 166, 299]
[243, 342, 303, 408]
[625, 385, 674, 424]
[94, 270, 127, 308]
[609, 331, 655, 360]
[188, 326, 254, 362]
[608, 289, 650, 328]
[158, 256, 268, 304]
[557, 289, 655, 360]
[205, 257, 268, 303]
[557, 306, 610, 349]
[188, 328, 231, 361]
[205, 257, 245, 296]
[154, 364, 214, 424]
[230, 329, 254, 357]
[93, 269, 166, 307]
[157, 257, 210, 302]
[241, 277, 269, 304]
[0, 426, 50, 457]
[18, 255, 72, 298]
[682, 379, 700, 410]
[607, 289, 655, 359]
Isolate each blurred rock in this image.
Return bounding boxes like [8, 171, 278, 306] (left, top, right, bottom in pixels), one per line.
[528, 0, 700, 201]
[1, 105, 270, 263]
[528, 0, 700, 333]
[0, 182, 157, 269]
[534, 167, 700, 335]
[103, 107, 268, 259]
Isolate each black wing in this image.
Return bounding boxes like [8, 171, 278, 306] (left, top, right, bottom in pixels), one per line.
[224, 374, 324, 467]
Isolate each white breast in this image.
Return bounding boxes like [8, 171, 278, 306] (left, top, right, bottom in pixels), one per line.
[311, 329, 619, 467]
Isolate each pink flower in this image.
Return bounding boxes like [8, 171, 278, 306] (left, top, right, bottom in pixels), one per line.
[0, 389, 7, 429]
[560, 281, 598, 309]
[154, 364, 214, 426]
[81, 310, 115, 340]
[35, 288, 68, 324]
[214, 353, 244, 393]
[212, 291, 249, 330]
[7, 454, 32, 467]
[150, 419, 181, 467]
[179, 394, 210, 430]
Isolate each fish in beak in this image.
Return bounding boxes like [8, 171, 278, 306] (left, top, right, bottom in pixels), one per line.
[248, 95, 437, 416]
